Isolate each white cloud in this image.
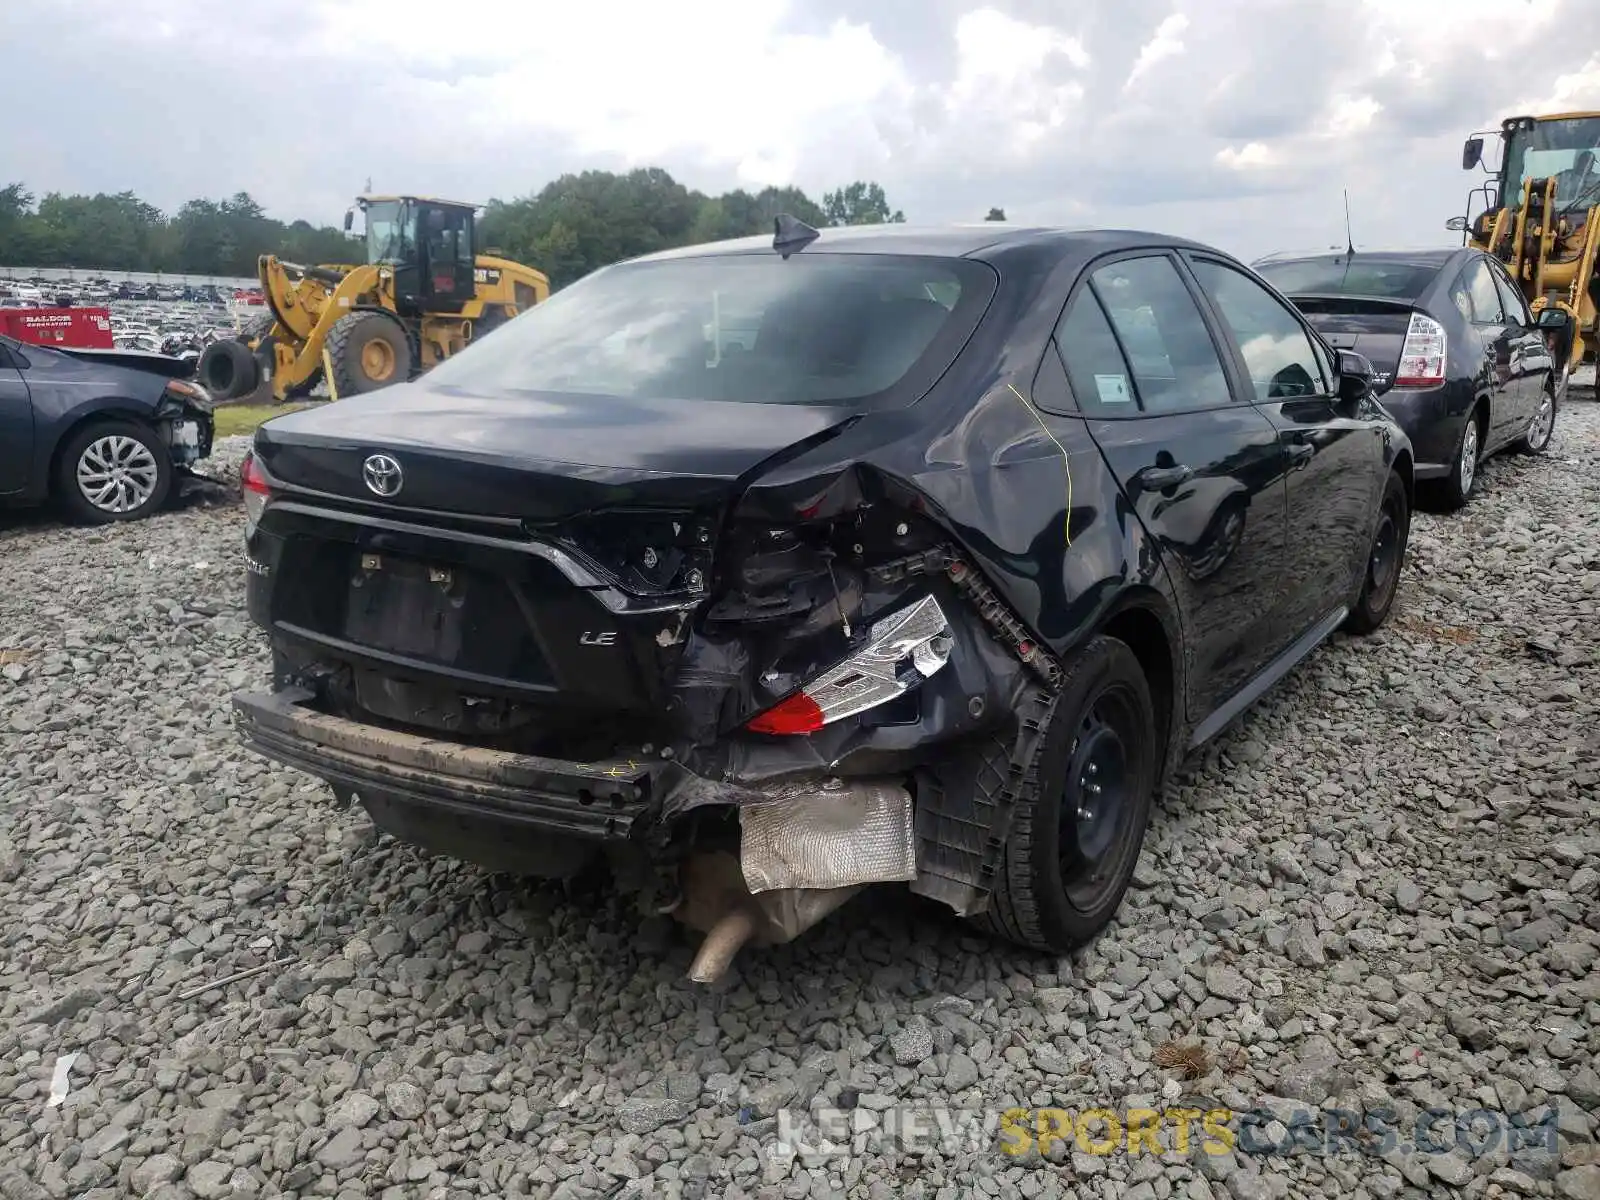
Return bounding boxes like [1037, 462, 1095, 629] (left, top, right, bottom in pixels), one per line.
[1216, 143, 1275, 169]
[1125, 13, 1189, 90]
[8, 0, 1600, 262]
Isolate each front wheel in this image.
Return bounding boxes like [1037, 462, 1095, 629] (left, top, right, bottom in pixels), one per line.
[972, 635, 1157, 953]
[55, 420, 172, 524]
[325, 312, 413, 397]
[1343, 470, 1410, 635]
[1516, 384, 1557, 455]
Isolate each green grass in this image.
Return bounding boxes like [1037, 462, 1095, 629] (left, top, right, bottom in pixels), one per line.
[212, 403, 314, 438]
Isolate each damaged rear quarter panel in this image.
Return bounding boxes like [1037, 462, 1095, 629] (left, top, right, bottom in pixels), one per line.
[733, 239, 1180, 666]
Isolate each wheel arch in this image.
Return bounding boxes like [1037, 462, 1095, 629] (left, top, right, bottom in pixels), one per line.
[1391, 446, 1414, 506]
[45, 403, 160, 493]
[1095, 588, 1184, 784]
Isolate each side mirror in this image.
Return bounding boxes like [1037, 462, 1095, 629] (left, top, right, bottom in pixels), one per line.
[1536, 307, 1572, 330]
[1445, 215, 1468, 232]
[1336, 348, 1374, 403]
[343, 209, 355, 232]
[1463, 137, 1484, 170]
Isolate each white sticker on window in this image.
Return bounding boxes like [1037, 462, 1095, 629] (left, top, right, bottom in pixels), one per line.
[1094, 374, 1133, 405]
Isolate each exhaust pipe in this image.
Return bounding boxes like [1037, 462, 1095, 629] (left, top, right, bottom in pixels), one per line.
[673, 851, 863, 984]
[687, 907, 759, 984]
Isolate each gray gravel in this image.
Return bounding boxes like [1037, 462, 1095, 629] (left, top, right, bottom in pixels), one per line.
[3, 413, 1599, 1200]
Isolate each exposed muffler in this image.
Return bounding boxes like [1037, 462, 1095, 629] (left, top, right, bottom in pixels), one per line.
[672, 779, 916, 983]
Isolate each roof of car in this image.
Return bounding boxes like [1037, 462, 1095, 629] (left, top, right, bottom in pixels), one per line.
[628, 223, 1232, 265]
[1255, 247, 1466, 269]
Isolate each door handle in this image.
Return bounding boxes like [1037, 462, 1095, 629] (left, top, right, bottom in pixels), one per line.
[1136, 464, 1194, 490]
[1286, 443, 1314, 466]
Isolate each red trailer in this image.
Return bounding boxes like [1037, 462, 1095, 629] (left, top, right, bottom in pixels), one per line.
[0, 306, 115, 349]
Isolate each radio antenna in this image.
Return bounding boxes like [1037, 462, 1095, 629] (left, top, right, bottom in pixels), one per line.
[1344, 189, 1356, 257]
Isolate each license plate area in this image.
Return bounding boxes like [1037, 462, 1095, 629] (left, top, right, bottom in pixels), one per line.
[344, 553, 466, 662]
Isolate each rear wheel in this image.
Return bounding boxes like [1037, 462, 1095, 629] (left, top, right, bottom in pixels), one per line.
[1516, 383, 1557, 455]
[1343, 470, 1409, 635]
[326, 312, 412, 397]
[972, 636, 1157, 953]
[1432, 407, 1482, 511]
[55, 419, 172, 524]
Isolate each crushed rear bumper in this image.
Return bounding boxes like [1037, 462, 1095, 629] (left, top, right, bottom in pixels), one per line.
[231, 688, 660, 863]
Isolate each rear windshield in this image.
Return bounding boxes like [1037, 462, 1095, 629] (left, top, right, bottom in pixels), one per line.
[1254, 259, 1439, 300]
[424, 253, 994, 407]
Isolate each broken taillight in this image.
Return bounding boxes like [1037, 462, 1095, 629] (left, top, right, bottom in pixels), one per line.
[240, 451, 270, 533]
[744, 595, 954, 736]
[1394, 312, 1447, 387]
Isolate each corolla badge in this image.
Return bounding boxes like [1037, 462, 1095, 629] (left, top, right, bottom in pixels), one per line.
[362, 453, 403, 498]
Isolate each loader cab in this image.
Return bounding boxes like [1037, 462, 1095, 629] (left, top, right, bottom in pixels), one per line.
[351, 195, 478, 314]
[1460, 113, 1600, 243]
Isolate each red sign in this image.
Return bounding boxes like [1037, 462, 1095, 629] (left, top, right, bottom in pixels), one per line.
[0, 306, 115, 349]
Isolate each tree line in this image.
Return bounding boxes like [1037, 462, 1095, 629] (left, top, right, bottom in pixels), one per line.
[0, 172, 949, 288]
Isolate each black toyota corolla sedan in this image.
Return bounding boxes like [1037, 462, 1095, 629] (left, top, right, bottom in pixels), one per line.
[231, 222, 1412, 978]
[1254, 247, 1566, 510]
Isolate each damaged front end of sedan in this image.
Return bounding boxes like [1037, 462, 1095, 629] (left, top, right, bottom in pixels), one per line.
[234, 454, 1063, 982]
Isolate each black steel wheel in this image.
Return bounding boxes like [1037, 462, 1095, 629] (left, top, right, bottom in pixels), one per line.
[1343, 470, 1410, 634]
[973, 635, 1158, 953]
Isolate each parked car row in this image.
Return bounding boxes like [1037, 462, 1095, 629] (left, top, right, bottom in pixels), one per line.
[229, 221, 1459, 981]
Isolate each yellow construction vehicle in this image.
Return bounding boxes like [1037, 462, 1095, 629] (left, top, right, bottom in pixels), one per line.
[1457, 112, 1600, 389]
[198, 195, 550, 402]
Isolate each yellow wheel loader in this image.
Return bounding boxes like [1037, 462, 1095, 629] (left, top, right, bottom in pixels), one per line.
[198, 195, 550, 402]
[1457, 112, 1600, 393]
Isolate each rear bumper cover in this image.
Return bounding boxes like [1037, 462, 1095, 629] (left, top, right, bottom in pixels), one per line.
[231, 687, 658, 842]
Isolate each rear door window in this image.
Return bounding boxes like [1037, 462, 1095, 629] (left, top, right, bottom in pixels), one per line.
[1488, 261, 1531, 325]
[1052, 288, 1138, 416]
[1066, 255, 1233, 413]
[1462, 259, 1504, 324]
[1191, 259, 1329, 400]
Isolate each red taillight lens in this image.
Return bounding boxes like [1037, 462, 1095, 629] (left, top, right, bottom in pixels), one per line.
[746, 693, 825, 735]
[743, 595, 953, 736]
[1394, 312, 1447, 387]
[240, 451, 270, 530]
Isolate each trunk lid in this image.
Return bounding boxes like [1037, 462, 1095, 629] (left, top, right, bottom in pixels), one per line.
[253, 381, 858, 520]
[1289, 295, 1416, 392]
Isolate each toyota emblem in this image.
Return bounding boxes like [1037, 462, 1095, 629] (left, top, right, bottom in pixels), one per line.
[362, 453, 403, 498]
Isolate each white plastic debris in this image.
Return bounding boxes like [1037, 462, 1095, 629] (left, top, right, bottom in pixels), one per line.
[46, 1051, 79, 1107]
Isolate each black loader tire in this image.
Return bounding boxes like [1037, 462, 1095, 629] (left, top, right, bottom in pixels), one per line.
[55, 418, 172, 525]
[972, 635, 1157, 953]
[326, 312, 412, 397]
[197, 339, 258, 400]
[1343, 470, 1410, 635]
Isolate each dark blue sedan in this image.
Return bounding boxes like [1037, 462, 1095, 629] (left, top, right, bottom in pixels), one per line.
[1254, 247, 1565, 509]
[0, 337, 215, 523]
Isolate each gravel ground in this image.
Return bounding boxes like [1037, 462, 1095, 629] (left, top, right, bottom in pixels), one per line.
[2, 414, 1599, 1200]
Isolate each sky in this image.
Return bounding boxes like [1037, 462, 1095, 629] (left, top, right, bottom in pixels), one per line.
[5, 0, 1600, 263]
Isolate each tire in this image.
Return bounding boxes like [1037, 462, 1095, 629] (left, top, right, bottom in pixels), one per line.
[1343, 470, 1410, 635]
[55, 419, 172, 524]
[197, 339, 259, 400]
[325, 312, 412, 397]
[1515, 382, 1557, 454]
[1432, 406, 1483, 511]
[971, 635, 1157, 953]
